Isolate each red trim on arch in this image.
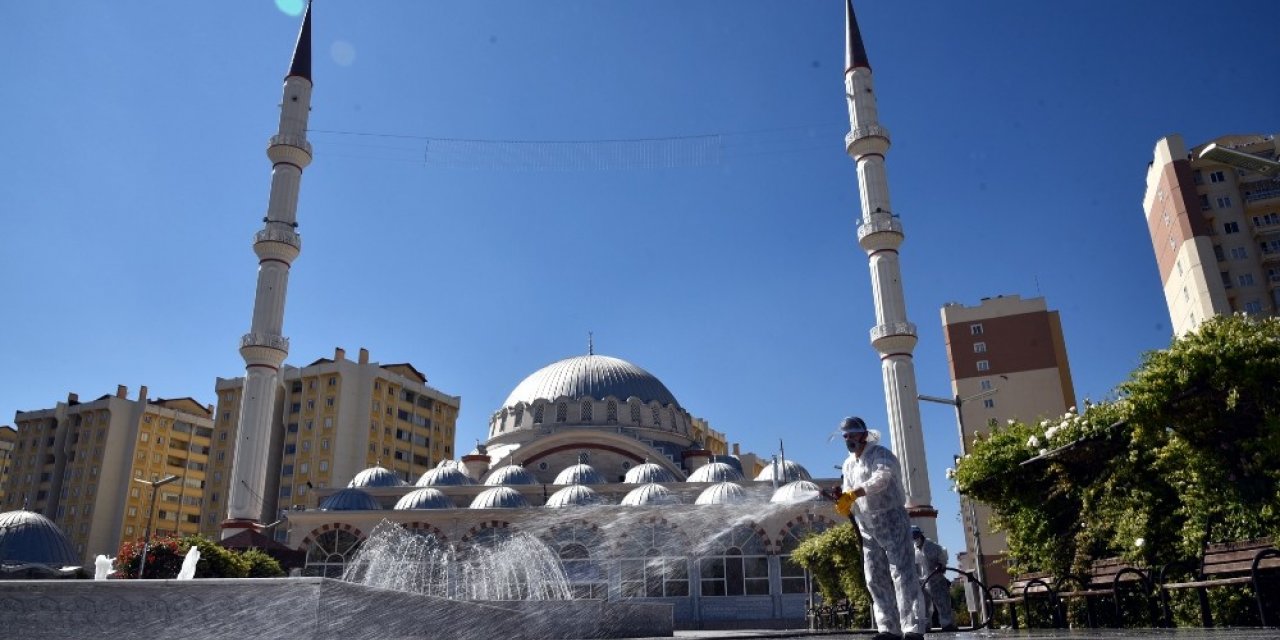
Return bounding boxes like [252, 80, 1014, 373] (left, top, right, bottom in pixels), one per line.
[523, 443, 645, 466]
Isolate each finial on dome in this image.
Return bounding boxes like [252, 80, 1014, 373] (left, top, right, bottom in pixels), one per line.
[588, 331, 594, 356]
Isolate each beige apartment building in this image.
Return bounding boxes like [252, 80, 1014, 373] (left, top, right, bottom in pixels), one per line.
[940, 294, 1076, 588]
[204, 347, 460, 539]
[4, 387, 215, 564]
[1144, 134, 1280, 336]
[0, 426, 16, 505]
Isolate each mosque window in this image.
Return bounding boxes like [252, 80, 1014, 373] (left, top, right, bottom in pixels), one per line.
[606, 401, 618, 424]
[652, 406, 662, 428]
[618, 520, 689, 598]
[514, 407, 524, 427]
[556, 403, 567, 423]
[303, 529, 362, 579]
[533, 404, 544, 424]
[630, 403, 641, 425]
[779, 518, 833, 593]
[581, 401, 593, 422]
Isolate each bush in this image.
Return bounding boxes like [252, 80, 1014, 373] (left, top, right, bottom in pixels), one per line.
[240, 548, 285, 578]
[179, 536, 249, 578]
[789, 523, 872, 628]
[115, 536, 184, 579]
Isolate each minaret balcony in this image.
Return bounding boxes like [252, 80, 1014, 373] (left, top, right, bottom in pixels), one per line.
[869, 321, 918, 353]
[857, 214, 904, 252]
[254, 227, 302, 250]
[240, 332, 290, 352]
[253, 228, 302, 263]
[267, 134, 313, 168]
[845, 124, 891, 157]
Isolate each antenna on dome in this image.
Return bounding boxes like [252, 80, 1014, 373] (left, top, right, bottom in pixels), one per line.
[588, 331, 594, 355]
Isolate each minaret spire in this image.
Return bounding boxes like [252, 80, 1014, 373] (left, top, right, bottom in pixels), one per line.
[588, 331, 594, 356]
[844, 0, 871, 72]
[288, 1, 312, 81]
[841, 2, 937, 538]
[223, 7, 314, 539]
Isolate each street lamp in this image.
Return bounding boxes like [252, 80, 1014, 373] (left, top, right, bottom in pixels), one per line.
[919, 388, 997, 625]
[134, 474, 180, 579]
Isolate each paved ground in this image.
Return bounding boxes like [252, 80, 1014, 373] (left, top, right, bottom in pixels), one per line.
[665, 628, 1279, 640]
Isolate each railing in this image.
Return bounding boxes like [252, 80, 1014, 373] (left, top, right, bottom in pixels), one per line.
[857, 215, 904, 241]
[254, 227, 302, 249]
[869, 321, 917, 342]
[269, 133, 313, 156]
[240, 332, 290, 352]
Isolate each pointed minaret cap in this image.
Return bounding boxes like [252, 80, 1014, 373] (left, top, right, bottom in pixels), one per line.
[287, 1, 312, 81]
[845, 0, 871, 73]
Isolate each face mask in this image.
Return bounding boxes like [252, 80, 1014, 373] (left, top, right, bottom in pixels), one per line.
[845, 434, 863, 452]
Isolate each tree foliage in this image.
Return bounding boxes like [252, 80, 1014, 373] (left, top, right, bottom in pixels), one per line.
[789, 522, 872, 626]
[953, 315, 1280, 604]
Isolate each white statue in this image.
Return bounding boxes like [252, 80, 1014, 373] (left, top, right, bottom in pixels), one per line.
[177, 547, 201, 580]
[94, 555, 114, 580]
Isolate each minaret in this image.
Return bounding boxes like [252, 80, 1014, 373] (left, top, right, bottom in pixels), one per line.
[842, 0, 936, 536]
[222, 3, 313, 539]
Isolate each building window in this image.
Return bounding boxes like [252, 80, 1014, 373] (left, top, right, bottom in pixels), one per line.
[556, 403, 567, 423]
[976, 360, 989, 372]
[1217, 196, 1233, 209]
[321, 438, 330, 450]
[140, 433, 149, 442]
[324, 418, 333, 429]
[319, 460, 328, 472]
[1214, 244, 1225, 262]
[982, 398, 995, 409]
[127, 507, 137, 517]
[980, 379, 992, 391]
[282, 465, 293, 476]
[1224, 222, 1240, 234]
[328, 376, 336, 386]
[302, 440, 311, 452]
[606, 401, 618, 424]
[1239, 273, 1255, 287]
[533, 404, 544, 424]
[130, 487, 140, 498]
[580, 401, 593, 423]
[1222, 271, 1233, 288]
[1231, 247, 1248, 260]
[1210, 170, 1225, 183]
[1244, 300, 1263, 314]
[969, 323, 983, 336]
[973, 342, 987, 354]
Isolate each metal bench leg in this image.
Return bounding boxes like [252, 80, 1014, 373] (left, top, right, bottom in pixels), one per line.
[1198, 587, 1213, 628]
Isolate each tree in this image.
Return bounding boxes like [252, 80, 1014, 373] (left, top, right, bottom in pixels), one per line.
[789, 523, 872, 627]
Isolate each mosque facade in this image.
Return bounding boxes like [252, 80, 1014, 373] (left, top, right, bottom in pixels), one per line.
[286, 351, 839, 629]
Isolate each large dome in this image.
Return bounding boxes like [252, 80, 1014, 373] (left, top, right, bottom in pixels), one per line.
[501, 354, 679, 409]
[0, 510, 78, 567]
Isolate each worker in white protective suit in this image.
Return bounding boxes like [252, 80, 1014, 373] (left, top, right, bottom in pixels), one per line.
[837, 416, 926, 640]
[912, 526, 958, 632]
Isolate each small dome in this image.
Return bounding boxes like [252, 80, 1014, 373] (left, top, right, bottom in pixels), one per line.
[554, 463, 605, 485]
[624, 462, 676, 484]
[348, 466, 408, 488]
[770, 480, 823, 504]
[687, 462, 745, 483]
[394, 488, 455, 510]
[484, 465, 537, 486]
[319, 488, 381, 511]
[470, 487, 531, 509]
[0, 510, 78, 567]
[545, 485, 604, 508]
[754, 459, 813, 483]
[695, 482, 748, 505]
[417, 466, 476, 487]
[620, 483, 679, 506]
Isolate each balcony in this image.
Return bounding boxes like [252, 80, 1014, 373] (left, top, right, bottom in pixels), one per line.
[1243, 178, 1280, 204]
[1261, 249, 1280, 265]
[240, 332, 290, 352]
[870, 321, 917, 342]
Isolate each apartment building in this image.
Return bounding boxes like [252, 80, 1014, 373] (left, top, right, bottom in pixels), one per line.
[5, 387, 214, 564]
[940, 294, 1076, 588]
[1144, 133, 1280, 335]
[204, 347, 460, 538]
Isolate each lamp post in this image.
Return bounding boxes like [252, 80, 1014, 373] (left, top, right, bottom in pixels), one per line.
[919, 388, 996, 625]
[134, 475, 180, 579]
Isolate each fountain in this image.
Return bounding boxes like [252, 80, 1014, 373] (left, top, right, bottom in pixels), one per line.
[177, 547, 201, 580]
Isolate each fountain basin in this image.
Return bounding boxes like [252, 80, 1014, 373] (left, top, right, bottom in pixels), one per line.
[0, 577, 673, 639]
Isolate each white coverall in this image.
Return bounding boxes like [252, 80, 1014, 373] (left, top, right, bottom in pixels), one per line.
[915, 537, 954, 628]
[843, 442, 925, 637]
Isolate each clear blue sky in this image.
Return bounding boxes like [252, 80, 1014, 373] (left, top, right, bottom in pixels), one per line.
[1, 1, 1275, 559]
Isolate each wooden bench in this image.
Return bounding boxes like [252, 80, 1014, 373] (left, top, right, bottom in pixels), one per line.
[1157, 537, 1279, 628]
[989, 572, 1056, 629]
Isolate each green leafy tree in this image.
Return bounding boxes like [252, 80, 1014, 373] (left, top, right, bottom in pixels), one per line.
[789, 523, 872, 627]
[953, 315, 1280, 625]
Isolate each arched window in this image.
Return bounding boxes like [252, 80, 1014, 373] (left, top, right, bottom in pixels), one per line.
[630, 403, 641, 425]
[556, 403, 567, 423]
[513, 407, 523, 429]
[580, 400, 593, 423]
[778, 517, 835, 594]
[699, 524, 770, 596]
[533, 404, 544, 424]
[606, 400, 618, 424]
[303, 529, 362, 578]
[651, 406, 662, 429]
[618, 519, 688, 598]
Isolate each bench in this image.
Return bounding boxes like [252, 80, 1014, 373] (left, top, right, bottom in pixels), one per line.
[990, 559, 1154, 629]
[1157, 537, 1279, 628]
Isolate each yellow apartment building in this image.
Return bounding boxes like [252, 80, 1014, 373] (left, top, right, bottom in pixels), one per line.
[4, 386, 215, 564]
[204, 347, 460, 539]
